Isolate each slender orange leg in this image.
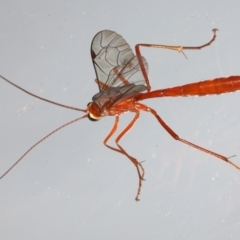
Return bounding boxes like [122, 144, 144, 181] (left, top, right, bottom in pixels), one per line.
[115, 110, 145, 201]
[135, 29, 218, 92]
[104, 111, 145, 201]
[135, 102, 240, 170]
[104, 115, 129, 154]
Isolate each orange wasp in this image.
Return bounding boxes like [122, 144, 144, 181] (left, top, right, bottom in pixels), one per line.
[1, 29, 240, 201]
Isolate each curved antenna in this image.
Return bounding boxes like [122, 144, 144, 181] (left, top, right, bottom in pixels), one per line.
[0, 114, 88, 179]
[0, 75, 86, 112]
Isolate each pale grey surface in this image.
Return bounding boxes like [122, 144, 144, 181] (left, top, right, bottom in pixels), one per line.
[1, 1, 240, 239]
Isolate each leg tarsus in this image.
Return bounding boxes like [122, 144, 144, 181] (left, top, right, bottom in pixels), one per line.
[139, 161, 146, 180]
[135, 170, 143, 201]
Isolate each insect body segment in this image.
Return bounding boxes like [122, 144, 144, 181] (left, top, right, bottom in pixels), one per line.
[1, 29, 240, 201]
[137, 76, 240, 100]
[87, 102, 101, 121]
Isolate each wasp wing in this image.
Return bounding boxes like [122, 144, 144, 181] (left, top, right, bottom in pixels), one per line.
[91, 30, 148, 92]
[92, 84, 147, 109]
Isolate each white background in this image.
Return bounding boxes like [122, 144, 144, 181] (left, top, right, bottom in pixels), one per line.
[1, 1, 240, 239]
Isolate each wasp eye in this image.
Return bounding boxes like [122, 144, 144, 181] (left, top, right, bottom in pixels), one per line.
[88, 113, 99, 121]
[87, 102, 92, 107]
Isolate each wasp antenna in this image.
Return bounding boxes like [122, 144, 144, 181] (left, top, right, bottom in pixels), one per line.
[0, 75, 86, 112]
[0, 114, 88, 179]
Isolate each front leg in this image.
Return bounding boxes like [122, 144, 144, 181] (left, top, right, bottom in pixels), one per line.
[103, 112, 145, 201]
[114, 111, 145, 201]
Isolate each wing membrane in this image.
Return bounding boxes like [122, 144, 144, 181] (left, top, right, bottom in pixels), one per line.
[91, 30, 148, 91]
[92, 84, 147, 109]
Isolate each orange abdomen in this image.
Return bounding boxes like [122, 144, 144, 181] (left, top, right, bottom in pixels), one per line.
[137, 76, 240, 100]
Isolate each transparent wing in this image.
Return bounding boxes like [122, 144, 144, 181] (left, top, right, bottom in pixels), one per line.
[91, 30, 148, 92]
[92, 84, 147, 109]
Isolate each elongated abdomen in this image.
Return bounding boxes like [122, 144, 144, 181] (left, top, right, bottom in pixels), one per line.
[137, 76, 240, 100]
[165, 76, 240, 96]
